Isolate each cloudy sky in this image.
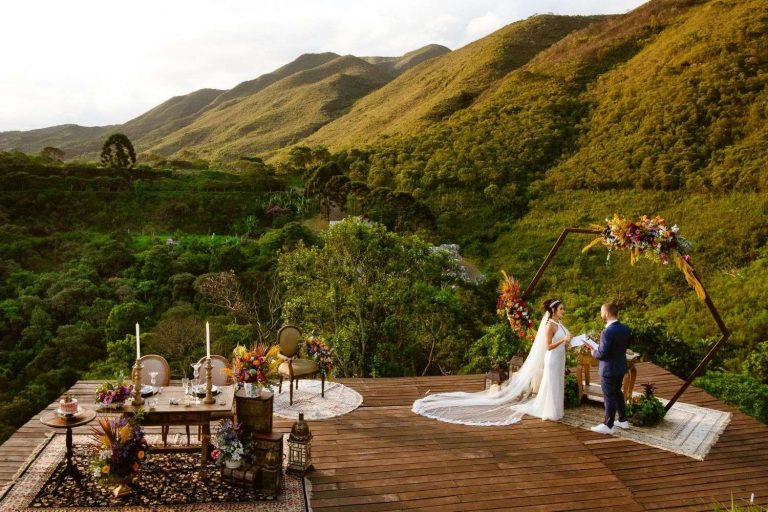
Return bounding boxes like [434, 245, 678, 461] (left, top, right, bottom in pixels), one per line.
[1, 0, 646, 132]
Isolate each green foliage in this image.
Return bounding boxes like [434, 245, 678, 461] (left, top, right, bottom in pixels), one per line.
[694, 371, 768, 424]
[462, 323, 530, 374]
[278, 218, 478, 377]
[100, 133, 137, 169]
[564, 373, 580, 409]
[86, 336, 136, 380]
[626, 383, 666, 427]
[745, 342, 768, 384]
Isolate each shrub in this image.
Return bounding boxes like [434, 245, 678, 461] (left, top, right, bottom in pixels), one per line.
[564, 372, 580, 408]
[694, 371, 768, 424]
[626, 382, 666, 426]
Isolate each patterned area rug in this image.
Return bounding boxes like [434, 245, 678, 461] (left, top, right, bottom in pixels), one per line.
[271, 381, 363, 420]
[0, 434, 308, 511]
[560, 398, 732, 460]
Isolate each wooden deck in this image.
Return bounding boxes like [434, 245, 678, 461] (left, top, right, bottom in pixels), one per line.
[1, 362, 767, 511]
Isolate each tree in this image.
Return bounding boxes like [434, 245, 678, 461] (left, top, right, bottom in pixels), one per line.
[144, 303, 204, 377]
[278, 218, 469, 377]
[40, 146, 65, 163]
[195, 270, 283, 344]
[100, 133, 137, 169]
[304, 162, 344, 220]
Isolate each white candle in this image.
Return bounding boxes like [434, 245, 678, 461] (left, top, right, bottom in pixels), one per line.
[206, 321, 210, 358]
[135, 322, 141, 360]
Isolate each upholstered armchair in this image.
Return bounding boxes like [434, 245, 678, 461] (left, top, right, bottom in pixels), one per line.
[277, 325, 325, 406]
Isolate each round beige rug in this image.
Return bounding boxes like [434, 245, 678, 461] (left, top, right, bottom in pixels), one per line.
[269, 380, 363, 420]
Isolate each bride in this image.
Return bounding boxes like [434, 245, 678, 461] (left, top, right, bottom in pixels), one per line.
[412, 299, 572, 425]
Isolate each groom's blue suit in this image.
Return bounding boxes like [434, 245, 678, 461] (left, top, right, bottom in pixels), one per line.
[594, 320, 631, 428]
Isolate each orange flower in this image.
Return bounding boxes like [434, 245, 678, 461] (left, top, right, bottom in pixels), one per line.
[102, 464, 110, 474]
[132, 462, 140, 472]
[138, 450, 145, 459]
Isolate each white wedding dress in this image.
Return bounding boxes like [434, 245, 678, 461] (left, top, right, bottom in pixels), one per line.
[412, 312, 568, 425]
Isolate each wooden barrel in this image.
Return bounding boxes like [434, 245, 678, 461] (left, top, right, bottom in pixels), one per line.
[235, 390, 273, 434]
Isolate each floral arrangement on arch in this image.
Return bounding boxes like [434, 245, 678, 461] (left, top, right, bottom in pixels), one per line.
[304, 335, 334, 377]
[95, 375, 132, 407]
[211, 419, 250, 465]
[496, 271, 534, 340]
[583, 213, 705, 300]
[229, 343, 281, 385]
[90, 413, 149, 483]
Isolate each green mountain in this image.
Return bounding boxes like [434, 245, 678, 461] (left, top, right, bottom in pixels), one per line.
[304, 14, 607, 149]
[0, 124, 116, 157]
[0, 46, 450, 160]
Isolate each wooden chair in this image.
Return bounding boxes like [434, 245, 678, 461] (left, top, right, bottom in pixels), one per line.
[276, 325, 324, 406]
[137, 355, 177, 445]
[196, 355, 233, 387]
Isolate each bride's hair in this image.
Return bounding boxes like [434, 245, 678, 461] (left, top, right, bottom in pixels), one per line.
[542, 299, 562, 316]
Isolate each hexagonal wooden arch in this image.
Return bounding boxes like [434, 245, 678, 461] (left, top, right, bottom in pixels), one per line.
[520, 227, 730, 412]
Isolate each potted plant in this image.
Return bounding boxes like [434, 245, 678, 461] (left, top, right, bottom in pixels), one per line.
[95, 374, 133, 409]
[211, 419, 250, 469]
[626, 382, 666, 426]
[90, 412, 149, 497]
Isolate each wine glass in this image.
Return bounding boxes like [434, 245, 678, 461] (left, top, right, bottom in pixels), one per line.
[182, 377, 190, 397]
[191, 363, 202, 404]
[149, 372, 158, 393]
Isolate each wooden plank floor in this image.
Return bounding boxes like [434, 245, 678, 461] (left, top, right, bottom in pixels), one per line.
[1, 363, 766, 511]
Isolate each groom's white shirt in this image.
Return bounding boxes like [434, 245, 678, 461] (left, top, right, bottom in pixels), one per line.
[605, 319, 618, 327]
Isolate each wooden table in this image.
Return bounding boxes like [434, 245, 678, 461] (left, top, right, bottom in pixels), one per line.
[576, 349, 639, 403]
[39, 409, 97, 491]
[117, 385, 235, 474]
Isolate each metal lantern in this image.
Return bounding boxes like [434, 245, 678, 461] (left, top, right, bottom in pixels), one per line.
[287, 412, 313, 474]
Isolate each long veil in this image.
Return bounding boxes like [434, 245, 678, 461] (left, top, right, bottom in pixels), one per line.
[411, 312, 551, 425]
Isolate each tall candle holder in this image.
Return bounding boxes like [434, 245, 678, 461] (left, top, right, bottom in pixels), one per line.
[132, 359, 145, 406]
[203, 357, 215, 404]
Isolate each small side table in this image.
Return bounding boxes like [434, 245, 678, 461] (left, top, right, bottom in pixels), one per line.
[40, 409, 97, 491]
[235, 389, 274, 435]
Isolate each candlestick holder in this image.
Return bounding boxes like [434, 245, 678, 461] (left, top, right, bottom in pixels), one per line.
[203, 357, 215, 404]
[132, 359, 145, 406]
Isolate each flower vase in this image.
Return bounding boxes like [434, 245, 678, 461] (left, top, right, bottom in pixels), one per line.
[111, 476, 134, 497]
[244, 382, 262, 398]
[224, 459, 242, 469]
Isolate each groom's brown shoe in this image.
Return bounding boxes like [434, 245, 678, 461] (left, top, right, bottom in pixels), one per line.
[590, 423, 614, 434]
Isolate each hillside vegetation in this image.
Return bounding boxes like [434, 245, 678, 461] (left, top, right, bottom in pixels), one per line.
[1, 0, 767, 439]
[304, 14, 605, 149]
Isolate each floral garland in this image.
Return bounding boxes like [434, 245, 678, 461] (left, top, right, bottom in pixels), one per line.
[230, 343, 280, 385]
[95, 375, 132, 407]
[583, 213, 705, 300]
[496, 271, 534, 339]
[304, 335, 334, 377]
[90, 413, 149, 482]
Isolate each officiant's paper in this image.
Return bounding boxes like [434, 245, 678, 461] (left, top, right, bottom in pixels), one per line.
[571, 334, 598, 350]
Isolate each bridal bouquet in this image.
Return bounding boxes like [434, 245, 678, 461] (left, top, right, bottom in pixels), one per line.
[496, 271, 534, 340]
[583, 213, 705, 300]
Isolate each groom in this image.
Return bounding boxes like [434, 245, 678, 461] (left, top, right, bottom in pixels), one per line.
[590, 302, 631, 434]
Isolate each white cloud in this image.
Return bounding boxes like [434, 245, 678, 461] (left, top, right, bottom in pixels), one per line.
[0, 0, 647, 131]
